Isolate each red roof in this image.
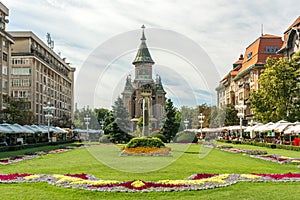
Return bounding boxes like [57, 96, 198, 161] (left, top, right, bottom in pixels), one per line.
[284, 16, 300, 33]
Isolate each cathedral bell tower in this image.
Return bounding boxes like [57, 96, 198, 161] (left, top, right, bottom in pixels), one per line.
[122, 25, 166, 132]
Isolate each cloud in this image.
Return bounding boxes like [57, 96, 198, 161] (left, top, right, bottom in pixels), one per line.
[2, 0, 300, 109]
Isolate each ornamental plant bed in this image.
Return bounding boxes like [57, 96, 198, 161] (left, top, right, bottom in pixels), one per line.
[1, 173, 300, 192]
[250, 154, 300, 164]
[0, 146, 84, 165]
[121, 147, 172, 156]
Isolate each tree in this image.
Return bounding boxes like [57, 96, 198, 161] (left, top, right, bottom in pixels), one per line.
[105, 97, 132, 143]
[0, 98, 35, 125]
[223, 104, 239, 126]
[94, 108, 109, 124]
[191, 104, 211, 129]
[161, 99, 180, 142]
[250, 57, 300, 123]
[73, 107, 100, 129]
[52, 113, 72, 128]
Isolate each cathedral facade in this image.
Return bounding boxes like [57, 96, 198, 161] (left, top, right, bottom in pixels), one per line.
[122, 26, 166, 131]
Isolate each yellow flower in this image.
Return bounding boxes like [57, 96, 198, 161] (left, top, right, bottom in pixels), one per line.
[24, 175, 40, 180]
[131, 180, 146, 188]
[53, 175, 83, 184]
[158, 174, 230, 185]
[291, 160, 300, 163]
[241, 174, 261, 179]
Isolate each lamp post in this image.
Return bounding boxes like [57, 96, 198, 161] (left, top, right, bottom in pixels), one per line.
[184, 119, 189, 130]
[198, 113, 205, 139]
[84, 115, 90, 142]
[43, 102, 55, 142]
[99, 120, 105, 136]
[235, 104, 247, 140]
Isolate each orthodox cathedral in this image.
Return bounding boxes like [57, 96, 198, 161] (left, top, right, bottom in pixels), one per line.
[122, 26, 166, 131]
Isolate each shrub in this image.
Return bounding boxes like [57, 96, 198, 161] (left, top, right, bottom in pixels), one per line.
[151, 130, 167, 143]
[99, 135, 111, 143]
[173, 131, 198, 143]
[125, 137, 165, 148]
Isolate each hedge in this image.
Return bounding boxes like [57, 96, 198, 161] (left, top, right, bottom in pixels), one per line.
[125, 137, 165, 148]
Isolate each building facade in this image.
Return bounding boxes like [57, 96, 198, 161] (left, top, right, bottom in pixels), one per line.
[0, 3, 14, 110]
[216, 34, 283, 123]
[122, 27, 166, 130]
[8, 31, 75, 126]
[278, 16, 300, 58]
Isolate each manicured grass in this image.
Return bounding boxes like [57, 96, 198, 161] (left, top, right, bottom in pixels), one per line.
[0, 143, 300, 199]
[0, 143, 78, 159]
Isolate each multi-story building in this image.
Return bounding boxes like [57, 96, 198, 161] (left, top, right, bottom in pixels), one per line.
[8, 31, 76, 126]
[216, 34, 283, 123]
[0, 2, 14, 110]
[278, 16, 300, 58]
[122, 27, 166, 130]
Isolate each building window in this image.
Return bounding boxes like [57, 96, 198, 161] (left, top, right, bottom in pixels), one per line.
[11, 79, 31, 87]
[11, 68, 31, 75]
[12, 90, 31, 98]
[2, 81, 7, 89]
[265, 46, 278, 54]
[2, 39, 7, 47]
[12, 58, 31, 65]
[247, 52, 252, 60]
[2, 66, 7, 75]
[2, 53, 7, 62]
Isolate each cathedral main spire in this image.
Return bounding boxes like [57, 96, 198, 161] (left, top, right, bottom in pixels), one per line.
[132, 25, 155, 65]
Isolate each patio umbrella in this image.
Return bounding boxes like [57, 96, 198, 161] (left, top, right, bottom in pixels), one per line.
[30, 125, 48, 133]
[12, 124, 35, 134]
[0, 123, 17, 134]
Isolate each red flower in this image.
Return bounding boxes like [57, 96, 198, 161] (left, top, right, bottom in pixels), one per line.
[254, 173, 300, 179]
[64, 173, 89, 180]
[192, 174, 218, 180]
[0, 173, 32, 181]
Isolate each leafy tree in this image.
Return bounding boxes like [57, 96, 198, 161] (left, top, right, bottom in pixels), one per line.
[94, 108, 109, 124]
[161, 99, 180, 142]
[208, 106, 224, 128]
[179, 106, 193, 131]
[223, 104, 239, 126]
[52, 113, 72, 128]
[250, 57, 300, 123]
[0, 98, 35, 125]
[73, 106, 100, 129]
[191, 104, 210, 129]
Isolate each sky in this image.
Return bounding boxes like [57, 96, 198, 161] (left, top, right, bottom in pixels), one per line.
[2, 0, 299, 109]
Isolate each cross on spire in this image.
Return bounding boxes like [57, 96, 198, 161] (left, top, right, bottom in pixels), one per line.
[141, 24, 146, 40]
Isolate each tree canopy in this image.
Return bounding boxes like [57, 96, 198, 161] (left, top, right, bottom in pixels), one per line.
[250, 57, 300, 123]
[0, 98, 35, 125]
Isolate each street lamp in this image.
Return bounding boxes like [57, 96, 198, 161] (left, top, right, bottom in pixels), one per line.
[184, 119, 189, 130]
[99, 120, 105, 136]
[84, 115, 90, 142]
[198, 113, 205, 139]
[43, 102, 55, 142]
[235, 104, 247, 139]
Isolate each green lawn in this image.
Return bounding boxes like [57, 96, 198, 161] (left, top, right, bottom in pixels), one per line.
[0, 143, 300, 199]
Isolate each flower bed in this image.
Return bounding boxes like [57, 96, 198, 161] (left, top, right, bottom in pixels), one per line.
[250, 154, 300, 164]
[217, 146, 267, 155]
[0, 146, 84, 165]
[0, 155, 38, 165]
[121, 147, 171, 156]
[1, 173, 300, 192]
